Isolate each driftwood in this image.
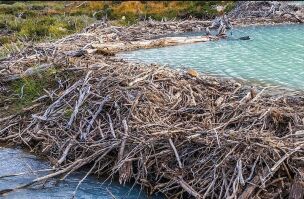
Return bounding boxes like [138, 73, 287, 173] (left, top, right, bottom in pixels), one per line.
[91, 36, 214, 53]
[205, 14, 232, 37]
[228, 1, 304, 24]
[281, 12, 304, 23]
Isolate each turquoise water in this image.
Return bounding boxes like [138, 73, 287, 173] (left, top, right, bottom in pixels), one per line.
[0, 147, 161, 199]
[120, 24, 304, 90]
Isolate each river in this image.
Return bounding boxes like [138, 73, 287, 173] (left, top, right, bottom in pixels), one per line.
[0, 147, 162, 199]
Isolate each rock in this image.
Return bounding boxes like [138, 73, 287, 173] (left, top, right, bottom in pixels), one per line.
[239, 36, 250, 40]
[187, 68, 199, 77]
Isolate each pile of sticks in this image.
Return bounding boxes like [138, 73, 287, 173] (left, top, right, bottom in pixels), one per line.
[1, 52, 304, 198]
[229, 1, 304, 24]
[0, 19, 213, 79]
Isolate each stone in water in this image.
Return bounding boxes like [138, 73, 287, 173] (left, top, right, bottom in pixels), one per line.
[187, 69, 199, 77]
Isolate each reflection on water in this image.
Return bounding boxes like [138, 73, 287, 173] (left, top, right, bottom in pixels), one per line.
[120, 24, 304, 90]
[0, 147, 161, 199]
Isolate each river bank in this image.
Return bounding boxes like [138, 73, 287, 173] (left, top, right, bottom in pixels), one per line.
[1, 2, 304, 198]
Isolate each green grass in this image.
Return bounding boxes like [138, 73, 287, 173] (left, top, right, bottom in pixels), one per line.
[4, 66, 85, 114]
[9, 68, 57, 112]
[0, 1, 96, 58]
[17, 15, 94, 39]
[0, 2, 97, 47]
[0, 41, 23, 59]
[0, 14, 94, 42]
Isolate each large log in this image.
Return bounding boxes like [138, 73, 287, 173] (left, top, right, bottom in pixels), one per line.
[91, 35, 216, 53]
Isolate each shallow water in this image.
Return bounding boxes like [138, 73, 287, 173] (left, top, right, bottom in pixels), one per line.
[0, 147, 161, 199]
[120, 24, 304, 90]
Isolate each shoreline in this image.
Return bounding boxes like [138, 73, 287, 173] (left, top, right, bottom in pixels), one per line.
[89, 17, 304, 53]
[1, 17, 304, 81]
[118, 56, 304, 99]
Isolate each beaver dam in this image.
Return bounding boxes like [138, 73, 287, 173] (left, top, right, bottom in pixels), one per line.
[1, 53, 304, 198]
[1, 7, 304, 198]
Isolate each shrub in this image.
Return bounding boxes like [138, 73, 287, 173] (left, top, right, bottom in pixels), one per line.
[0, 2, 26, 14]
[48, 22, 68, 38]
[6, 17, 23, 31]
[19, 18, 50, 38]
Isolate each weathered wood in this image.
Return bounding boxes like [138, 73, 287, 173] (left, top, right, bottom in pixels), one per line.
[289, 177, 304, 199]
[281, 12, 304, 23]
[91, 35, 213, 53]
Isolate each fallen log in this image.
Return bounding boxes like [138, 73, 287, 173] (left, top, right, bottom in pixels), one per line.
[91, 35, 215, 53]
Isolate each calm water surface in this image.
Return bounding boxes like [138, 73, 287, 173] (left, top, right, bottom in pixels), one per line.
[120, 24, 304, 90]
[0, 147, 161, 199]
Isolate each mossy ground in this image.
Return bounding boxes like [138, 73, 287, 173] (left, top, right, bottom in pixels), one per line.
[0, 66, 83, 118]
[0, 68, 55, 115]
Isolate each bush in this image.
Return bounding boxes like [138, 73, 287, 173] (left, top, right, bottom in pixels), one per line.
[19, 17, 54, 38]
[6, 17, 23, 31]
[48, 23, 68, 38]
[0, 2, 26, 14]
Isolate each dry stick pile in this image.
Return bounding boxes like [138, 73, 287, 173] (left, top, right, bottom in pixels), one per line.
[229, 1, 304, 25]
[1, 54, 304, 198]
